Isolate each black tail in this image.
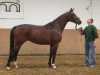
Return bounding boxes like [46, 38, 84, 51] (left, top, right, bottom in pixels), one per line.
[10, 26, 17, 50]
[9, 26, 17, 61]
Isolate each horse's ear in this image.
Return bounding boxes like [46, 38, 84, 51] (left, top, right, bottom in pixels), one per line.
[70, 8, 74, 12]
[72, 8, 74, 11]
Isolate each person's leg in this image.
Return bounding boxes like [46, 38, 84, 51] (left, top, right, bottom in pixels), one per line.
[85, 41, 90, 65]
[89, 41, 96, 67]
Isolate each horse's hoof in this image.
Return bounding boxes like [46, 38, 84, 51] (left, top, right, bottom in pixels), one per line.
[6, 67, 10, 70]
[52, 64, 57, 69]
[15, 65, 19, 69]
[48, 65, 52, 68]
[14, 61, 18, 69]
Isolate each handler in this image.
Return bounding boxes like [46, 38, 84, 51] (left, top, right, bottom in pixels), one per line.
[79, 18, 99, 67]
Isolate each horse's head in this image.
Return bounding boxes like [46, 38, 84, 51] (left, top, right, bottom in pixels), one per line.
[67, 8, 82, 30]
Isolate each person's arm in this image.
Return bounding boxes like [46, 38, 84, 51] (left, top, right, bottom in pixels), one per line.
[93, 26, 99, 39]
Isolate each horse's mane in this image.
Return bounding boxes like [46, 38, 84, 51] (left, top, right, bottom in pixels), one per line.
[46, 11, 69, 27]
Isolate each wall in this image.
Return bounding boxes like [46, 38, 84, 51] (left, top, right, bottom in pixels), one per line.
[0, 29, 100, 55]
[0, 0, 100, 29]
[0, 0, 100, 55]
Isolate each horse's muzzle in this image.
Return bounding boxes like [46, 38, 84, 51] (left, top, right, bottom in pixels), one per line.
[75, 21, 82, 30]
[77, 20, 82, 25]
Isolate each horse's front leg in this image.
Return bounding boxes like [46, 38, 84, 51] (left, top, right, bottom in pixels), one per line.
[48, 49, 52, 68]
[48, 43, 59, 69]
[52, 49, 57, 69]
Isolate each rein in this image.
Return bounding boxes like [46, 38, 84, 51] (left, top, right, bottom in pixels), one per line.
[75, 24, 78, 30]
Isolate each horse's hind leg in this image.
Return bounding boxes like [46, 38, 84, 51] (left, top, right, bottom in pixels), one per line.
[7, 49, 15, 70]
[13, 45, 21, 69]
[6, 45, 21, 70]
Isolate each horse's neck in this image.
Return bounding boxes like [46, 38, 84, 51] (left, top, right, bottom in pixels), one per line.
[52, 14, 69, 32]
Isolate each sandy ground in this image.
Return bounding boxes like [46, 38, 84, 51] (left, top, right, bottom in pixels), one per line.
[0, 55, 100, 75]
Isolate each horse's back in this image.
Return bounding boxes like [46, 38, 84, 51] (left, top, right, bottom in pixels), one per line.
[13, 24, 51, 44]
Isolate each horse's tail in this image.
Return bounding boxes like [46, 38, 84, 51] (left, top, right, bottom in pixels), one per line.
[10, 26, 17, 50]
[9, 26, 17, 61]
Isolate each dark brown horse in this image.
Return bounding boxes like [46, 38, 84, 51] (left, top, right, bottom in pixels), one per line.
[6, 8, 81, 70]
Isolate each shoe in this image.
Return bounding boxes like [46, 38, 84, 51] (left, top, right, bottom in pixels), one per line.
[84, 64, 89, 66]
[84, 64, 87, 66]
[90, 65, 96, 68]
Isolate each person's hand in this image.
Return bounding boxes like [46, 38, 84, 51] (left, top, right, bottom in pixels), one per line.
[93, 42, 96, 48]
[78, 27, 83, 34]
[78, 27, 83, 31]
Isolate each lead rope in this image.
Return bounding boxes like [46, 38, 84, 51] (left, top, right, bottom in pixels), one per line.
[75, 24, 77, 30]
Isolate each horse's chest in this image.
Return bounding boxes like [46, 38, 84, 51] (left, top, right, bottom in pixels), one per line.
[51, 31, 62, 43]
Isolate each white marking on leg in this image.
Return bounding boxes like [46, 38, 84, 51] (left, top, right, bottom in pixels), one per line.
[6, 67, 10, 70]
[52, 64, 57, 69]
[14, 61, 18, 69]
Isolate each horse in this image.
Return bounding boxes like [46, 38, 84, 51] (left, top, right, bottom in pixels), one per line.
[6, 8, 81, 70]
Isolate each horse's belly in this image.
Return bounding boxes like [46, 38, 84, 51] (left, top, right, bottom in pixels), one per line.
[31, 40, 51, 45]
[29, 37, 51, 45]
